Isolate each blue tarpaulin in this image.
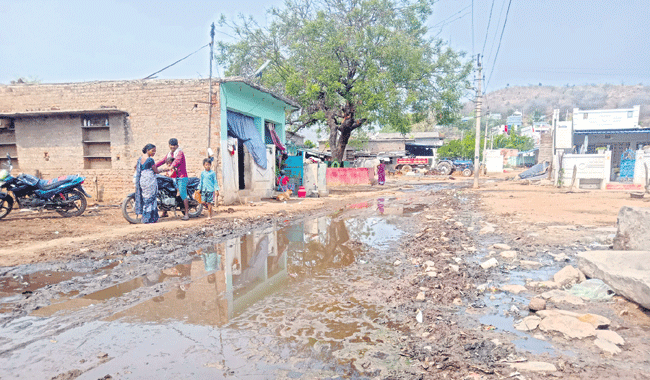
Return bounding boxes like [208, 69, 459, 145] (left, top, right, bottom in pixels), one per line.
[227, 111, 267, 169]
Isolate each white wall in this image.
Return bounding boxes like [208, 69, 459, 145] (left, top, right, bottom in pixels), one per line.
[573, 106, 640, 131]
[485, 149, 503, 173]
[557, 152, 612, 189]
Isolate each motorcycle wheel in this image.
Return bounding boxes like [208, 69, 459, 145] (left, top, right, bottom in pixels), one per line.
[187, 201, 203, 218]
[0, 196, 13, 220]
[121, 194, 142, 224]
[56, 190, 87, 217]
[462, 168, 473, 177]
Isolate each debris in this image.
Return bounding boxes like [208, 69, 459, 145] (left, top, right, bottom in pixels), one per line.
[416, 309, 423, 323]
[492, 243, 512, 250]
[449, 264, 460, 272]
[416, 292, 426, 301]
[480, 258, 499, 270]
[394, 260, 402, 266]
[519, 260, 542, 269]
[510, 361, 557, 373]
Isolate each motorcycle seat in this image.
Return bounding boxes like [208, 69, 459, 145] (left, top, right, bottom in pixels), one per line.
[28, 175, 78, 190]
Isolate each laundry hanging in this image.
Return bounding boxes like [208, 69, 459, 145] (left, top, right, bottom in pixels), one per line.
[268, 125, 286, 152]
[227, 111, 267, 169]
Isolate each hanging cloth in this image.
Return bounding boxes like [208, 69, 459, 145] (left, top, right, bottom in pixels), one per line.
[268, 125, 286, 152]
[227, 111, 267, 169]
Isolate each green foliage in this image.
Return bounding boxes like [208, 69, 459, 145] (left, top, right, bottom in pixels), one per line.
[492, 133, 534, 151]
[217, 0, 471, 161]
[437, 132, 476, 159]
[303, 140, 316, 149]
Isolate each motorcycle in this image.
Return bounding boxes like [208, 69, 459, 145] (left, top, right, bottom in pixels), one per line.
[0, 154, 91, 219]
[121, 175, 203, 224]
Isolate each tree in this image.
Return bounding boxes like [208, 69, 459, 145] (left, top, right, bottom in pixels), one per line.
[303, 140, 317, 149]
[493, 133, 534, 151]
[437, 132, 476, 159]
[218, 0, 472, 162]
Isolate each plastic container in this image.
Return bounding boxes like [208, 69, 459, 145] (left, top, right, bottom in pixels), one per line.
[297, 186, 306, 198]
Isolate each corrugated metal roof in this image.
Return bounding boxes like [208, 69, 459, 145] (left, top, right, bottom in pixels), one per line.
[573, 129, 650, 135]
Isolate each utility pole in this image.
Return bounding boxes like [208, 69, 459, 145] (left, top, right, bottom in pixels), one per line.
[482, 109, 489, 172]
[473, 55, 482, 188]
[207, 23, 215, 150]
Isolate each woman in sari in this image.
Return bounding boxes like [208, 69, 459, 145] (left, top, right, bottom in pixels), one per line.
[135, 144, 167, 223]
[377, 160, 386, 185]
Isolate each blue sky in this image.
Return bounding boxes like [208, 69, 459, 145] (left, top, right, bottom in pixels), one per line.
[1, 0, 649, 92]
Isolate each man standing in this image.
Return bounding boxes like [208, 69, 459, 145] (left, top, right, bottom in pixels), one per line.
[156, 138, 190, 220]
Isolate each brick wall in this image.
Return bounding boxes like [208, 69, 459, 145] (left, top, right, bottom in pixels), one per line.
[0, 79, 220, 201]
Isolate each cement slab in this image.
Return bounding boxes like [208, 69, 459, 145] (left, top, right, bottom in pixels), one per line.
[577, 250, 650, 309]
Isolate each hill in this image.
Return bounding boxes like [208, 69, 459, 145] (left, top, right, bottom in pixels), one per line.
[463, 84, 650, 126]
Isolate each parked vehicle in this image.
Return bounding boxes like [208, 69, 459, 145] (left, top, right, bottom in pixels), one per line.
[435, 158, 474, 176]
[121, 175, 203, 224]
[0, 154, 90, 219]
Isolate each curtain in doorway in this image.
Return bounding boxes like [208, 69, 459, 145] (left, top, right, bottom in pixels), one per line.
[227, 111, 267, 169]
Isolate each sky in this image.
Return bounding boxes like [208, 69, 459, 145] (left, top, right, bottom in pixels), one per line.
[1, 0, 649, 92]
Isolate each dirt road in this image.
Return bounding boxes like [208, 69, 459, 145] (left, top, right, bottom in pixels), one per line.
[1, 175, 649, 379]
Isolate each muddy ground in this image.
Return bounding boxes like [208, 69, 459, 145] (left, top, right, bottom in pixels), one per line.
[1, 174, 649, 379]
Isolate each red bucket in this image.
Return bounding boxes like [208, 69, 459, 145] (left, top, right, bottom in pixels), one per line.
[297, 186, 306, 198]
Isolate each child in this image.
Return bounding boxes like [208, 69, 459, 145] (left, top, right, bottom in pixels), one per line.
[198, 157, 219, 219]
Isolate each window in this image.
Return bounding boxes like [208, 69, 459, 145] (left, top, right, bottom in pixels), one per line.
[0, 118, 18, 168]
[583, 113, 588, 119]
[628, 111, 634, 118]
[82, 115, 111, 169]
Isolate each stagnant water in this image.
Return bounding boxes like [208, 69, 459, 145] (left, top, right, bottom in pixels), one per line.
[0, 197, 421, 379]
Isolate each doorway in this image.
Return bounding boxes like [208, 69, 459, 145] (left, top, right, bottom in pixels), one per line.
[238, 139, 246, 190]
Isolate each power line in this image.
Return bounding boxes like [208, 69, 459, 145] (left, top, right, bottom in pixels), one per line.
[143, 44, 209, 80]
[481, 0, 496, 56]
[486, 0, 512, 90]
[430, 4, 472, 29]
[486, 0, 507, 69]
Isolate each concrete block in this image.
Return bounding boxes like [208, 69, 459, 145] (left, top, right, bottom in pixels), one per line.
[613, 206, 650, 250]
[577, 250, 650, 309]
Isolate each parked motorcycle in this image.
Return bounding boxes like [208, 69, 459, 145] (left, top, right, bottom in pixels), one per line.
[121, 175, 203, 224]
[0, 154, 90, 219]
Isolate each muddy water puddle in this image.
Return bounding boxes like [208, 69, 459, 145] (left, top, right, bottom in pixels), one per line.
[0, 197, 425, 379]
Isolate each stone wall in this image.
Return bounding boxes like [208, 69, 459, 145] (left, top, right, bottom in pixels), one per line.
[0, 80, 220, 201]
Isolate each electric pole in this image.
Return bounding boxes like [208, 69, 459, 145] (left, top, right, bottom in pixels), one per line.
[473, 55, 482, 188]
[207, 23, 215, 150]
[482, 108, 489, 172]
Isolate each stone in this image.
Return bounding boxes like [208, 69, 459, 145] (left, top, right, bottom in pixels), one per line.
[500, 250, 518, 259]
[394, 260, 402, 266]
[538, 315, 596, 339]
[536, 309, 582, 319]
[426, 271, 437, 278]
[514, 316, 541, 331]
[502, 284, 527, 294]
[553, 265, 584, 286]
[480, 225, 496, 234]
[493, 243, 512, 250]
[449, 264, 460, 272]
[613, 206, 650, 250]
[594, 338, 622, 355]
[578, 313, 610, 329]
[519, 260, 542, 269]
[577, 250, 650, 309]
[424, 260, 435, 268]
[416, 292, 426, 301]
[510, 361, 557, 372]
[596, 330, 625, 345]
[528, 297, 546, 311]
[540, 289, 585, 305]
[480, 258, 499, 269]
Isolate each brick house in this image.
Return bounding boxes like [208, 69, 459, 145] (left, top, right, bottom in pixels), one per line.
[0, 78, 298, 204]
